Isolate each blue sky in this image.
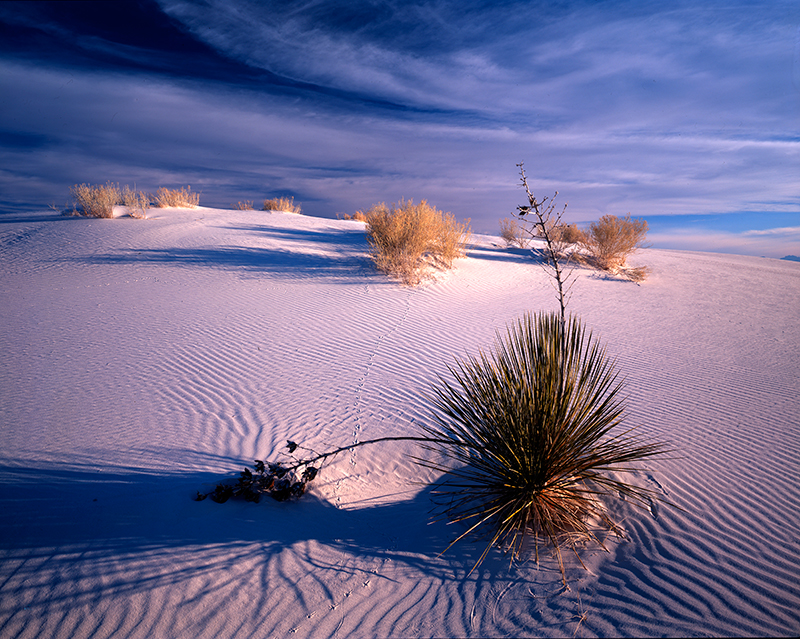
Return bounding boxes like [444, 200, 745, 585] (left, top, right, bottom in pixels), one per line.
[1, 0, 798, 257]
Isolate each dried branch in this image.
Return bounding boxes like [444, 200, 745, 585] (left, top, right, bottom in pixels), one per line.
[515, 163, 577, 327]
[196, 435, 464, 503]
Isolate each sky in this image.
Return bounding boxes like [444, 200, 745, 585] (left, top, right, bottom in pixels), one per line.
[1, 0, 798, 258]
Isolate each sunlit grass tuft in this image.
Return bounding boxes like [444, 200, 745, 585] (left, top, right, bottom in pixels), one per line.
[262, 196, 302, 213]
[70, 182, 149, 218]
[70, 182, 120, 218]
[579, 214, 648, 272]
[153, 186, 200, 208]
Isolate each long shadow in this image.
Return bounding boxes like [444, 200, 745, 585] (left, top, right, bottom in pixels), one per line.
[0, 456, 498, 571]
[0, 212, 75, 225]
[79, 246, 376, 277]
[465, 243, 545, 265]
[0, 456, 557, 606]
[0, 455, 581, 638]
[66, 225, 386, 281]
[221, 224, 369, 248]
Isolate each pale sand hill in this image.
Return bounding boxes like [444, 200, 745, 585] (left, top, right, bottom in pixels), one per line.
[0, 207, 798, 638]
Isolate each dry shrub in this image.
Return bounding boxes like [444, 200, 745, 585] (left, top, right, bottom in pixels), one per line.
[121, 185, 149, 218]
[234, 200, 254, 210]
[362, 199, 471, 285]
[552, 223, 585, 245]
[580, 214, 648, 271]
[620, 265, 650, 282]
[499, 217, 529, 248]
[153, 186, 200, 208]
[70, 182, 120, 218]
[262, 196, 301, 213]
[70, 182, 151, 218]
[340, 211, 367, 222]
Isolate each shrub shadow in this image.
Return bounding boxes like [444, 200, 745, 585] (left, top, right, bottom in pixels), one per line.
[0, 455, 520, 583]
[465, 243, 546, 264]
[69, 226, 382, 281]
[0, 456, 607, 636]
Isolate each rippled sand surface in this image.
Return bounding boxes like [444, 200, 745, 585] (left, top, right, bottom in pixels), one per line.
[1, 207, 798, 637]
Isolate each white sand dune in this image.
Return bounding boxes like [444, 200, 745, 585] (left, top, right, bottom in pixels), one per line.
[1, 207, 798, 638]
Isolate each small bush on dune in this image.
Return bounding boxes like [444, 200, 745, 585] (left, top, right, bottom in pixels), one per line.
[234, 200, 254, 210]
[120, 185, 149, 218]
[340, 211, 367, 222]
[262, 196, 302, 214]
[70, 182, 149, 218]
[579, 214, 648, 272]
[153, 186, 200, 208]
[552, 223, 585, 245]
[70, 182, 121, 218]
[499, 217, 529, 248]
[361, 199, 471, 285]
[512, 180, 649, 281]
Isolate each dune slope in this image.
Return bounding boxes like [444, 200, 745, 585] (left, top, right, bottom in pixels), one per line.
[1, 208, 798, 638]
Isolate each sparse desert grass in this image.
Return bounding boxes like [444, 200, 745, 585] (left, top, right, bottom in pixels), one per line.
[340, 211, 368, 222]
[234, 200, 254, 210]
[70, 182, 202, 217]
[70, 182, 149, 218]
[500, 217, 582, 250]
[262, 196, 302, 213]
[618, 263, 651, 282]
[513, 179, 649, 281]
[361, 199, 471, 285]
[153, 186, 200, 208]
[579, 214, 648, 272]
[120, 185, 150, 218]
[499, 217, 529, 248]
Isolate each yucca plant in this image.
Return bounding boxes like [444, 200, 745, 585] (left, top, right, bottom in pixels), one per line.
[421, 312, 664, 584]
[416, 164, 667, 585]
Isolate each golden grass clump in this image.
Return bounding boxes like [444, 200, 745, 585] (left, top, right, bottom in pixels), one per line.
[153, 186, 200, 208]
[340, 211, 368, 222]
[70, 182, 149, 218]
[234, 200, 254, 210]
[262, 196, 302, 214]
[70, 182, 121, 218]
[552, 223, 585, 245]
[361, 199, 471, 285]
[120, 185, 149, 218]
[579, 214, 648, 271]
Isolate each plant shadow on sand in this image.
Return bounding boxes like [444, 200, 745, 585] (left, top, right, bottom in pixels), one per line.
[0, 454, 584, 633]
[465, 243, 538, 264]
[0, 454, 560, 571]
[70, 225, 547, 283]
[69, 226, 384, 281]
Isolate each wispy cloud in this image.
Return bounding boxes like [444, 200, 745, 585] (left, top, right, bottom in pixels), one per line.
[0, 0, 796, 257]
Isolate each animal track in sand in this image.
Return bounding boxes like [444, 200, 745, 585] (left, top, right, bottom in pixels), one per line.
[349, 286, 416, 467]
